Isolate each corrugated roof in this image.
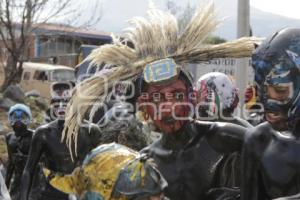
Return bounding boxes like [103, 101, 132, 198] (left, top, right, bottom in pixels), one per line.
[32, 23, 112, 41]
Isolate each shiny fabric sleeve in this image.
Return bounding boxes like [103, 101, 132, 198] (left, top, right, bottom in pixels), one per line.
[19, 130, 44, 200]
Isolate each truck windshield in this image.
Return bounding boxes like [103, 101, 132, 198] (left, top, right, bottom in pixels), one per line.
[51, 70, 75, 82]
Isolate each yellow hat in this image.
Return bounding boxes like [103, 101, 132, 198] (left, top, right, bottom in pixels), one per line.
[44, 143, 167, 200]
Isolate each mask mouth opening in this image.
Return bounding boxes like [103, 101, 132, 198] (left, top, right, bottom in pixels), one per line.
[57, 110, 66, 116]
[53, 109, 66, 119]
[265, 111, 287, 120]
[265, 111, 289, 131]
[12, 121, 27, 130]
[11, 119, 28, 126]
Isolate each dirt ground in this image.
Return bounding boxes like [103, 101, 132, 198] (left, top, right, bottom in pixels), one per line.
[0, 107, 10, 161]
[0, 137, 7, 162]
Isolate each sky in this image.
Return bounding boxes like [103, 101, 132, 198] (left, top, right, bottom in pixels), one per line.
[49, 0, 300, 39]
[250, 0, 300, 19]
[40, 0, 300, 28]
[91, 0, 300, 33]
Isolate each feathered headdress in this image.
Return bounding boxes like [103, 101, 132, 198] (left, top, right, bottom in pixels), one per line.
[63, 2, 259, 155]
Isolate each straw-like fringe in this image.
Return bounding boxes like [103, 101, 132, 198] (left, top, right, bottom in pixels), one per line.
[174, 37, 262, 63]
[62, 69, 115, 145]
[63, 65, 145, 158]
[176, 2, 219, 54]
[63, 1, 259, 157]
[125, 8, 178, 60]
[88, 43, 137, 67]
[147, 8, 178, 55]
[64, 37, 259, 157]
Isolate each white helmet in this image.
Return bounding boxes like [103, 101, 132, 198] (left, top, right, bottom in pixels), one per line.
[196, 72, 239, 116]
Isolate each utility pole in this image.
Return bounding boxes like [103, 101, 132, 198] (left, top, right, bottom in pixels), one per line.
[236, 0, 250, 113]
[237, 0, 250, 38]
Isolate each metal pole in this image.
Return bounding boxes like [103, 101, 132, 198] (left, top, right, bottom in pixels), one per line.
[237, 0, 250, 38]
[236, 0, 250, 115]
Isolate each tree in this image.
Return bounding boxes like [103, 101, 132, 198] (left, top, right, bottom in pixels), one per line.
[0, 0, 102, 91]
[165, 0, 195, 33]
[177, 2, 195, 33]
[165, 0, 179, 15]
[205, 36, 227, 44]
[165, 2, 226, 44]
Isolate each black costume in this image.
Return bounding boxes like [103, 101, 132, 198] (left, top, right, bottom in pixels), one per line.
[20, 119, 102, 200]
[59, 4, 256, 200]
[242, 122, 300, 199]
[5, 104, 41, 200]
[142, 121, 246, 200]
[20, 82, 102, 200]
[6, 129, 33, 200]
[241, 28, 300, 199]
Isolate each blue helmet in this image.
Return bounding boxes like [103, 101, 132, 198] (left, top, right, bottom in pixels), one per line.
[252, 28, 300, 125]
[7, 104, 32, 126]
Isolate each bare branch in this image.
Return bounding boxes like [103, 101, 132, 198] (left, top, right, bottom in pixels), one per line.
[4, 0, 17, 48]
[18, 0, 29, 52]
[71, 0, 103, 29]
[0, 28, 16, 58]
[33, 0, 72, 24]
[0, 0, 104, 90]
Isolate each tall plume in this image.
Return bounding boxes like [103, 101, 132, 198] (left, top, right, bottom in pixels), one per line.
[63, 2, 259, 157]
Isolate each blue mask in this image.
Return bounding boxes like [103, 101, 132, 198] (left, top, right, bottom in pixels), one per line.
[8, 104, 32, 126]
[252, 28, 300, 127]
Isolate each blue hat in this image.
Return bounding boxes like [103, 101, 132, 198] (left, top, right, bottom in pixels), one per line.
[8, 104, 32, 125]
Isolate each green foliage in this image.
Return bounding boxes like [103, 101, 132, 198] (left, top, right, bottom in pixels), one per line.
[204, 36, 227, 44]
[24, 96, 47, 129]
[0, 137, 7, 161]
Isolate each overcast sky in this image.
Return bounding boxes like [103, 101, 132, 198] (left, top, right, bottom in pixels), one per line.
[251, 0, 300, 19]
[92, 0, 300, 32]
[59, 0, 300, 39]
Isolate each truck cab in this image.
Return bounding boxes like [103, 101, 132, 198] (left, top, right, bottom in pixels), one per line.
[19, 62, 75, 99]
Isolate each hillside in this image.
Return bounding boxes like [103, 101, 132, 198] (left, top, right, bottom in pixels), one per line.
[93, 0, 300, 40]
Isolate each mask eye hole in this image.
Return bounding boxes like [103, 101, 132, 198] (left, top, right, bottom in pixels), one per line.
[274, 86, 288, 93]
[21, 112, 29, 123]
[267, 84, 292, 102]
[12, 112, 17, 119]
[175, 92, 185, 101]
[21, 112, 27, 119]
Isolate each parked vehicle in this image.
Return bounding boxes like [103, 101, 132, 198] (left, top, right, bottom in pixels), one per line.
[19, 62, 75, 99]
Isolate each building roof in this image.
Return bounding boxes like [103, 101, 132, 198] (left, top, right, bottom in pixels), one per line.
[32, 23, 112, 42]
[23, 62, 74, 71]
